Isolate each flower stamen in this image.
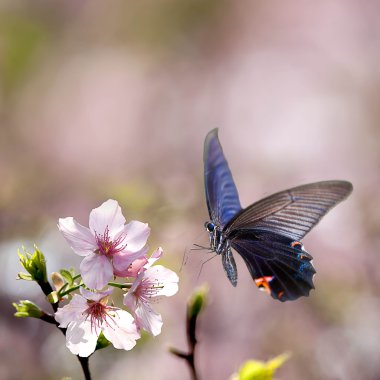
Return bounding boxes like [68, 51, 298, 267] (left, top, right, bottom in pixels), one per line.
[83, 298, 120, 333]
[95, 226, 128, 257]
[134, 278, 165, 303]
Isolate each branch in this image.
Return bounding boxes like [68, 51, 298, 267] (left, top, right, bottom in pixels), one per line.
[169, 285, 208, 380]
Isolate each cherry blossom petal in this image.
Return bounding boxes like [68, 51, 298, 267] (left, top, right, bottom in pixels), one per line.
[89, 199, 126, 238]
[58, 217, 96, 256]
[103, 310, 140, 350]
[113, 256, 148, 277]
[113, 245, 148, 274]
[66, 319, 99, 357]
[146, 247, 163, 267]
[135, 303, 163, 336]
[123, 221, 150, 252]
[123, 283, 140, 311]
[55, 294, 87, 328]
[80, 253, 113, 289]
[80, 287, 113, 302]
[144, 265, 179, 297]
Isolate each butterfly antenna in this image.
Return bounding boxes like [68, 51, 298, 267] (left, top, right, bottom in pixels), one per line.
[180, 246, 190, 273]
[197, 254, 218, 282]
[191, 243, 211, 251]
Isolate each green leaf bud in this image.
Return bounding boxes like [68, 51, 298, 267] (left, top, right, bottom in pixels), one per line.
[17, 272, 33, 281]
[13, 300, 44, 319]
[187, 284, 208, 320]
[59, 269, 73, 286]
[18, 246, 47, 283]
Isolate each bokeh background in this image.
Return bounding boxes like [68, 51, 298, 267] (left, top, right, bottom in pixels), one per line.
[1, 1, 380, 379]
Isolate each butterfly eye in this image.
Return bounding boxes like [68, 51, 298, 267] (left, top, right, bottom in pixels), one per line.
[204, 222, 215, 232]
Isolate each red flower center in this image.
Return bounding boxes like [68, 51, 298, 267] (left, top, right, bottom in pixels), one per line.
[135, 277, 163, 303]
[95, 227, 127, 257]
[84, 298, 116, 332]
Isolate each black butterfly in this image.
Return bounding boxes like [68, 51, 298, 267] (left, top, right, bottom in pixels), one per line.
[203, 128, 352, 301]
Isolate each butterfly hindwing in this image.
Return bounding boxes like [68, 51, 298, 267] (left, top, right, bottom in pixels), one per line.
[230, 231, 316, 301]
[204, 129, 242, 227]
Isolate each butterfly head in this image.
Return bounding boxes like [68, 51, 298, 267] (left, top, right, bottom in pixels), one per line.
[204, 221, 223, 253]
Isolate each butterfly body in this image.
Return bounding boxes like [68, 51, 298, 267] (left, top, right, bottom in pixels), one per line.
[203, 128, 352, 302]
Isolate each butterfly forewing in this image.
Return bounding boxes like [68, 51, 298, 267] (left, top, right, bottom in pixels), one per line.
[225, 181, 353, 241]
[204, 129, 242, 227]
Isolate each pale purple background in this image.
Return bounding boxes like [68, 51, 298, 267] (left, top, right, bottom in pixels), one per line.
[1, 1, 379, 379]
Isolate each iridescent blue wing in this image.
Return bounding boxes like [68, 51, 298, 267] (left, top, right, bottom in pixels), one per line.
[230, 231, 316, 301]
[204, 129, 242, 227]
[225, 181, 353, 241]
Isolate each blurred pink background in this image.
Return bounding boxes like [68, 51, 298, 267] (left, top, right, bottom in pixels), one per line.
[1, 1, 380, 379]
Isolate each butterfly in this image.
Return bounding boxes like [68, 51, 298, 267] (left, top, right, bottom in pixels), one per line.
[203, 128, 353, 301]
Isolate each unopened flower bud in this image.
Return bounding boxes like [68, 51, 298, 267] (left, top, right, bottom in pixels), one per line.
[51, 272, 65, 291]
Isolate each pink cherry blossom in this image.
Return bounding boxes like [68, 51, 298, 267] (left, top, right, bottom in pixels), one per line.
[58, 199, 150, 289]
[123, 248, 179, 336]
[55, 288, 140, 357]
[113, 256, 148, 277]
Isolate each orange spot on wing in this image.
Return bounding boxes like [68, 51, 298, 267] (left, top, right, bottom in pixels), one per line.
[291, 241, 305, 259]
[254, 276, 274, 294]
